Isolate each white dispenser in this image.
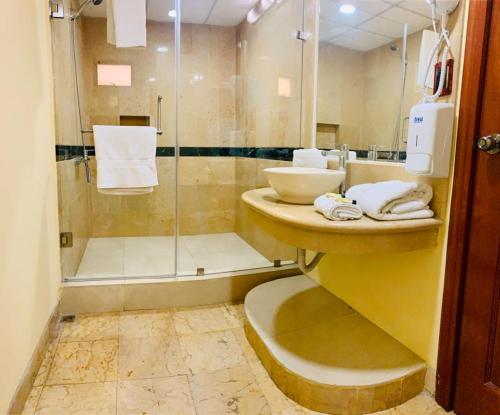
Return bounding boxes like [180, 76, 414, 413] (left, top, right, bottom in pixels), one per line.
[405, 103, 454, 178]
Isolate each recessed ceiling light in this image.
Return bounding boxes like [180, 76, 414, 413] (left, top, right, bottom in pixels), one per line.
[157, 46, 168, 53]
[148, 77, 156, 82]
[339, 4, 356, 14]
[168, 9, 176, 18]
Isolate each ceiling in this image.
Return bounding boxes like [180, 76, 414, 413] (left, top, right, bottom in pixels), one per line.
[319, 0, 434, 51]
[83, 0, 258, 26]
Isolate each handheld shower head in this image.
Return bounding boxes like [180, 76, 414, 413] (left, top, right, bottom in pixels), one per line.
[71, 0, 103, 20]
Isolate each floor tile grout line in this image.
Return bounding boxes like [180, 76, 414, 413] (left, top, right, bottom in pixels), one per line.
[115, 327, 120, 415]
[184, 373, 200, 415]
[29, 384, 44, 415]
[36, 330, 63, 390]
[31, 329, 69, 412]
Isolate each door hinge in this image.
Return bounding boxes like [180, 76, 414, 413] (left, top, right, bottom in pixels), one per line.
[60, 232, 73, 248]
[49, 0, 64, 18]
[296, 31, 312, 42]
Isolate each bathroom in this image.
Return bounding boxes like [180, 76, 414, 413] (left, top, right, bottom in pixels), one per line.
[1, 0, 499, 414]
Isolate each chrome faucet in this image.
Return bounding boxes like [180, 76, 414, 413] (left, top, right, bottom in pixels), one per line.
[368, 144, 378, 161]
[338, 144, 350, 194]
[74, 148, 92, 184]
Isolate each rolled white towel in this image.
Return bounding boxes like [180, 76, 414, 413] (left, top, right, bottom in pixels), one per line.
[314, 194, 363, 221]
[293, 148, 327, 169]
[345, 180, 434, 221]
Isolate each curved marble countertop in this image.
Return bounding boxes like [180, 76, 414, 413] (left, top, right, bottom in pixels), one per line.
[242, 188, 444, 255]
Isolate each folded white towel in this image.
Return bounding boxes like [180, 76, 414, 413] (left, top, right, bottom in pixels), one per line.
[314, 194, 363, 221]
[293, 149, 327, 168]
[345, 180, 434, 221]
[93, 126, 158, 195]
[107, 0, 147, 48]
[98, 187, 153, 196]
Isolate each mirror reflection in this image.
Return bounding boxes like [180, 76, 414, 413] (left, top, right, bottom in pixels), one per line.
[316, 0, 443, 160]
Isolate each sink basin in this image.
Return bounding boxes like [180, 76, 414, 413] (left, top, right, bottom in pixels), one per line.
[264, 167, 345, 204]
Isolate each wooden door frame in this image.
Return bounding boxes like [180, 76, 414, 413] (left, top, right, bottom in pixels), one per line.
[436, 0, 495, 410]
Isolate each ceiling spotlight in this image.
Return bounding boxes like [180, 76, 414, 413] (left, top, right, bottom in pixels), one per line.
[148, 77, 156, 82]
[339, 4, 356, 14]
[157, 46, 168, 53]
[168, 9, 176, 18]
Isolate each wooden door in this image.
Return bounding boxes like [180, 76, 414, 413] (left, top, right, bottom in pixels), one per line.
[449, 1, 500, 414]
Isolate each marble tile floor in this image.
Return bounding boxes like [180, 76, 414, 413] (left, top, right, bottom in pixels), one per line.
[75, 233, 277, 280]
[22, 303, 452, 415]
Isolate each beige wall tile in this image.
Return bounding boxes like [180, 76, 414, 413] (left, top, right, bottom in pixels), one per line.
[236, 0, 303, 148]
[57, 160, 90, 279]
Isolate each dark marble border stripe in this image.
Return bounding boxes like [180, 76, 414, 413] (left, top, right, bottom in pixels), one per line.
[56, 145, 406, 162]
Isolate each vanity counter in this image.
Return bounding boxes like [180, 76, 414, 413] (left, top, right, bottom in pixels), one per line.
[242, 188, 443, 255]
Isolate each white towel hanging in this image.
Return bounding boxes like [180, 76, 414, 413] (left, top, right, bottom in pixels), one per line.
[93, 125, 158, 195]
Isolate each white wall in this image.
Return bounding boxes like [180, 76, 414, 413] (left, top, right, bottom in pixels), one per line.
[0, 1, 61, 412]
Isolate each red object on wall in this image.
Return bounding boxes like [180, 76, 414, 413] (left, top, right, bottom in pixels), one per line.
[433, 58, 454, 96]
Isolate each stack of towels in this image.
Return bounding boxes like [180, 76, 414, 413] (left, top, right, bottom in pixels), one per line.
[314, 180, 434, 221]
[346, 180, 434, 220]
[93, 125, 158, 196]
[293, 148, 327, 168]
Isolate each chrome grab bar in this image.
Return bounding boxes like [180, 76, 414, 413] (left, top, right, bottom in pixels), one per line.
[80, 95, 164, 135]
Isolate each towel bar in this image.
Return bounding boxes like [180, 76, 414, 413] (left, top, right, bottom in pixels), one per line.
[81, 95, 164, 135]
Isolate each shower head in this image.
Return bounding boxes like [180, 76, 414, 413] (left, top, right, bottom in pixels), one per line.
[71, 0, 103, 20]
[389, 43, 399, 52]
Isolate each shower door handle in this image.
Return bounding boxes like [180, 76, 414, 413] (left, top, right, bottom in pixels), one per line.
[157, 96, 163, 135]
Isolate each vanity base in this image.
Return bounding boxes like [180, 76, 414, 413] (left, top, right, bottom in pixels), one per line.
[244, 275, 426, 414]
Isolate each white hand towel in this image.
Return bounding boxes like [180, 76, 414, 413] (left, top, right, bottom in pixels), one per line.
[293, 149, 327, 168]
[314, 194, 363, 221]
[93, 126, 158, 195]
[345, 180, 434, 221]
[107, 0, 147, 48]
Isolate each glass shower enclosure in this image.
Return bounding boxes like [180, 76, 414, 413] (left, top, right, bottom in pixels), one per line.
[52, 0, 305, 281]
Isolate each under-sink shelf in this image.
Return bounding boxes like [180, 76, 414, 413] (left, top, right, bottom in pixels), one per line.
[244, 275, 426, 414]
[242, 188, 443, 255]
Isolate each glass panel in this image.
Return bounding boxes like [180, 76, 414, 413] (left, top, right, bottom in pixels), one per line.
[177, 0, 303, 276]
[52, 0, 177, 281]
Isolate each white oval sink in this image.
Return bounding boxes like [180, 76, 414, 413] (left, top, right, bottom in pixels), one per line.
[264, 167, 345, 205]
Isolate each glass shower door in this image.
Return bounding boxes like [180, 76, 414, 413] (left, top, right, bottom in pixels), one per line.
[53, 0, 178, 281]
[176, 0, 304, 276]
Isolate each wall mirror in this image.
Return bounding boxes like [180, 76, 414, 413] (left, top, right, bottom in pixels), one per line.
[315, 0, 448, 161]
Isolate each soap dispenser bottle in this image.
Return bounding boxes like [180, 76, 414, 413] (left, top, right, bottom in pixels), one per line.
[405, 102, 454, 178]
